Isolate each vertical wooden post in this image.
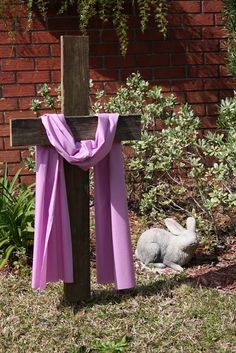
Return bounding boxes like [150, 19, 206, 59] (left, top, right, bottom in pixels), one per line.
[61, 36, 90, 303]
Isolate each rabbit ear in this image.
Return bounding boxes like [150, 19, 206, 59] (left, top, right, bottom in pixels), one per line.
[186, 217, 196, 232]
[164, 218, 185, 236]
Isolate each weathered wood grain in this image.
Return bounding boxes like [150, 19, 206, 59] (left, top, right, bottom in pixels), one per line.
[61, 36, 91, 303]
[61, 36, 89, 116]
[10, 115, 141, 147]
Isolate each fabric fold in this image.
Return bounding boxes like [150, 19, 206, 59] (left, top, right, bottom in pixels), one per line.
[32, 113, 135, 291]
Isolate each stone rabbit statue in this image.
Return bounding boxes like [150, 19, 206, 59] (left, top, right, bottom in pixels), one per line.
[135, 217, 198, 272]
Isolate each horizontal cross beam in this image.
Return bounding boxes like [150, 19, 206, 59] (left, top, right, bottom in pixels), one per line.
[10, 115, 141, 147]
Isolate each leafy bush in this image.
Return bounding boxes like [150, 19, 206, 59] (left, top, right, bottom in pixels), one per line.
[30, 83, 61, 117]
[0, 164, 35, 269]
[92, 73, 236, 244]
[23, 83, 62, 172]
[27, 74, 236, 245]
[218, 90, 236, 130]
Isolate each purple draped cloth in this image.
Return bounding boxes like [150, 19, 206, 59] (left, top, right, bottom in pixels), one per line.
[32, 113, 136, 291]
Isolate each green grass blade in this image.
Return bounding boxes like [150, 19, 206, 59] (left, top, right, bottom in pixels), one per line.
[8, 168, 21, 193]
[1, 163, 8, 189]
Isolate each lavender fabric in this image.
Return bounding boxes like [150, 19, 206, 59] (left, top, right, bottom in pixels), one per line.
[32, 113, 136, 291]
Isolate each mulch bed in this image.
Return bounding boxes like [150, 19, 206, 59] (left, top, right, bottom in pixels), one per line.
[130, 211, 236, 295]
[186, 241, 236, 294]
[135, 240, 236, 295]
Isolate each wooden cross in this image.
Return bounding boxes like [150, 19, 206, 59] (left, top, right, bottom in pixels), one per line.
[10, 36, 141, 304]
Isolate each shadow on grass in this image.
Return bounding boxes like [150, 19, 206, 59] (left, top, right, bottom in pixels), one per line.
[59, 273, 190, 312]
[59, 250, 233, 311]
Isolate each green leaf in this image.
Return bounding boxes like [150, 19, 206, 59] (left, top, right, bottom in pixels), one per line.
[0, 244, 15, 269]
[0, 237, 9, 248]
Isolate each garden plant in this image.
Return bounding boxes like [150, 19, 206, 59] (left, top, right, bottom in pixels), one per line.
[0, 0, 168, 54]
[0, 164, 35, 269]
[92, 72, 236, 246]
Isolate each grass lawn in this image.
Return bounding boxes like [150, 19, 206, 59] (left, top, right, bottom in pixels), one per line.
[0, 266, 236, 353]
[0, 212, 236, 352]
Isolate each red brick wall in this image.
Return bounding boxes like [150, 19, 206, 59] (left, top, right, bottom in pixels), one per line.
[0, 0, 234, 181]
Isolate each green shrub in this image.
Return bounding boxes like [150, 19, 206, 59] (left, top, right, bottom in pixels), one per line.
[24, 83, 62, 172]
[92, 73, 236, 244]
[27, 74, 236, 245]
[0, 164, 35, 269]
[30, 83, 61, 117]
[218, 90, 236, 130]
